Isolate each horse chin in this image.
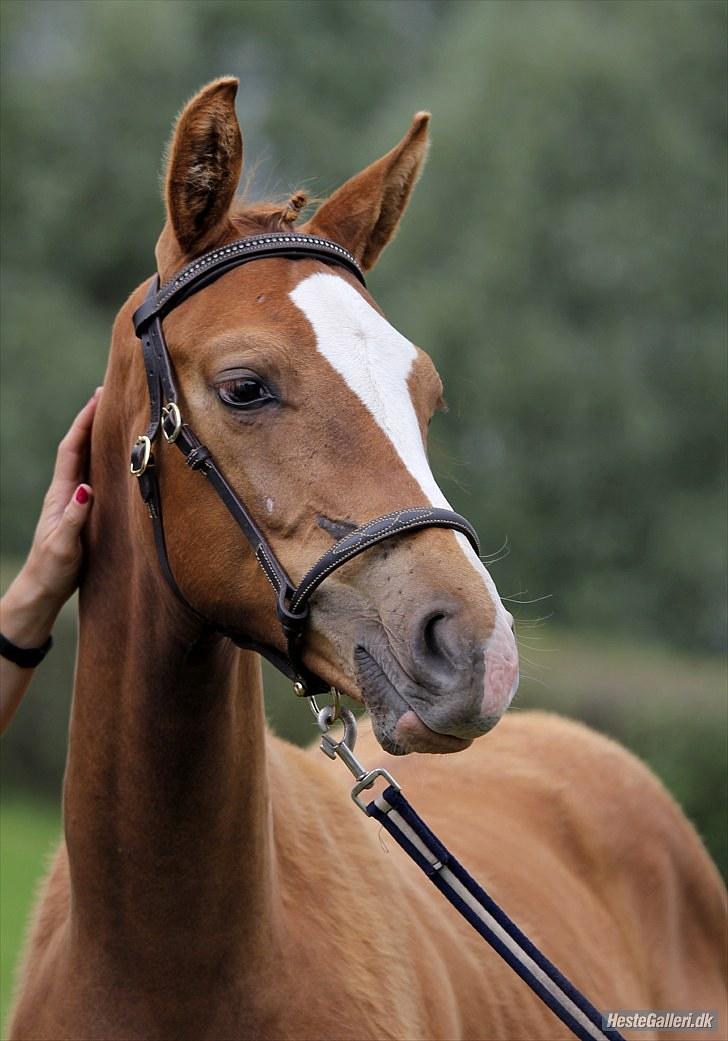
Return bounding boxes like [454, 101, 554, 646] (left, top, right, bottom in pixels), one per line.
[353, 646, 472, 756]
[387, 710, 473, 756]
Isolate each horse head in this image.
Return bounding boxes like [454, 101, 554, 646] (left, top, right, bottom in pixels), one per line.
[110, 77, 518, 755]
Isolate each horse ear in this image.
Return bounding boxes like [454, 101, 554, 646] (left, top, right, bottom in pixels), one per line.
[304, 112, 430, 271]
[160, 77, 242, 258]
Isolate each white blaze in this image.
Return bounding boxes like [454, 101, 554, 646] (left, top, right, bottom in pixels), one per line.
[289, 273, 515, 659]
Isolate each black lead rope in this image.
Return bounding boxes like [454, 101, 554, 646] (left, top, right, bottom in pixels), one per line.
[130, 232, 479, 694]
[367, 786, 626, 1041]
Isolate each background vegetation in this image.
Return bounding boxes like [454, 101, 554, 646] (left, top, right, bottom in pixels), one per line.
[1, 0, 726, 1031]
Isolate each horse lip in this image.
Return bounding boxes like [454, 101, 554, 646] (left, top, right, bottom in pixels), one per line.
[354, 641, 416, 715]
[353, 641, 468, 753]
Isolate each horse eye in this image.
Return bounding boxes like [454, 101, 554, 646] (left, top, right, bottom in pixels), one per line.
[218, 377, 275, 410]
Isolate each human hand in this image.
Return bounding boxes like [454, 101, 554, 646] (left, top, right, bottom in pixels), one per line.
[0, 388, 101, 731]
[26, 388, 101, 602]
[1, 388, 101, 648]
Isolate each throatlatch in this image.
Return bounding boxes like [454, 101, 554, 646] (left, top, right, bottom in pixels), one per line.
[130, 232, 479, 694]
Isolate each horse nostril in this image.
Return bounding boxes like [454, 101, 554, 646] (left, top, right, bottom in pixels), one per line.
[423, 612, 447, 658]
[414, 606, 462, 673]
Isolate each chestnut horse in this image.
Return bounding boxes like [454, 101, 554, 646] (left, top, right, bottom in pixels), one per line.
[8, 79, 726, 1041]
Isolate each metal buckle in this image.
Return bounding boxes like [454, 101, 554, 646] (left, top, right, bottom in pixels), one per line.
[129, 435, 152, 477]
[350, 767, 401, 813]
[161, 402, 182, 443]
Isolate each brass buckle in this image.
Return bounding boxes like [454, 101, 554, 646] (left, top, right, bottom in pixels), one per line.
[161, 402, 182, 444]
[129, 435, 152, 477]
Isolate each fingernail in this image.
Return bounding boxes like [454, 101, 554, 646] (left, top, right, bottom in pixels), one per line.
[75, 486, 90, 505]
[95, 386, 103, 396]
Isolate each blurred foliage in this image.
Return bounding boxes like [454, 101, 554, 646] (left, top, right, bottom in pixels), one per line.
[379, 0, 728, 653]
[0, 0, 726, 893]
[1, 0, 726, 653]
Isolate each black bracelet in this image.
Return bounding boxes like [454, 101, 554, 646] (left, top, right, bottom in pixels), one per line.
[0, 632, 53, 669]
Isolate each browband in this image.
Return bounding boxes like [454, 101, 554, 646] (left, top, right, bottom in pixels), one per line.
[133, 232, 365, 333]
[130, 232, 480, 695]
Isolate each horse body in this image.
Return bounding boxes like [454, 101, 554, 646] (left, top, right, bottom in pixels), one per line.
[9, 646, 725, 1040]
[8, 79, 726, 1040]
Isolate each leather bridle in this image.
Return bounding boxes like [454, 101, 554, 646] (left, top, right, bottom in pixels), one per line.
[130, 232, 480, 695]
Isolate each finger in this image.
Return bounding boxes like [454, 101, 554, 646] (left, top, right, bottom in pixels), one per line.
[37, 485, 93, 600]
[59, 485, 93, 539]
[53, 389, 102, 485]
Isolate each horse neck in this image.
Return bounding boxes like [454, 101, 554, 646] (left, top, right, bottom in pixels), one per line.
[64, 399, 282, 989]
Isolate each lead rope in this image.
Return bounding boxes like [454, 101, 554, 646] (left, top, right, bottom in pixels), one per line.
[308, 691, 626, 1041]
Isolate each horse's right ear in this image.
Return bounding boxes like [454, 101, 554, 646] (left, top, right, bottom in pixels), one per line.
[158, 77, 242, 265]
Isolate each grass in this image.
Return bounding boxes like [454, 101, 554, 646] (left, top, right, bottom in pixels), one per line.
[0, 796, 61, 1033]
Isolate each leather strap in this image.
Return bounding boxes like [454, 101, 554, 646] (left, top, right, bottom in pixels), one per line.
[130, 233, 482, 695]
[133, 233, 365, 334]
[290, 508, 479, 615]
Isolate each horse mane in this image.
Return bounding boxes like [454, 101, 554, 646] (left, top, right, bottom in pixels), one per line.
[229, 189, 311, 236]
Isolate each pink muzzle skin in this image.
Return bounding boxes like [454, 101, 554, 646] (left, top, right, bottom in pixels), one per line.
[481, 615, 520, 719]
[388, 613, 519, 753]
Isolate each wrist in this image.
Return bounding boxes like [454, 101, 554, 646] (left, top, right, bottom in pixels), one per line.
[0, 564, 62, 648]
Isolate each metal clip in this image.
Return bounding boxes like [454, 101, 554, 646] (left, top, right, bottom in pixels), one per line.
[306, 686, 341, 723]
[313, 701, 401, 814]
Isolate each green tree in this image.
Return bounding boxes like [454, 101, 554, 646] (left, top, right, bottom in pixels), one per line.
[371, 0, 727, 651]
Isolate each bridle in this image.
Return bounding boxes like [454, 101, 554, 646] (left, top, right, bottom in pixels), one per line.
[130, 232, 480, 696]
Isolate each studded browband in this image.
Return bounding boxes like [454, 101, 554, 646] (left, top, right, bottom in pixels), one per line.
[130, 232, 480, 696]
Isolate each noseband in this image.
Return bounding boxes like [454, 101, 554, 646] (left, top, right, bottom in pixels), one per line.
[131, 232, 480, 695]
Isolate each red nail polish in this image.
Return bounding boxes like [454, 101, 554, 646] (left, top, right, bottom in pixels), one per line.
[75, 486, 89, 505]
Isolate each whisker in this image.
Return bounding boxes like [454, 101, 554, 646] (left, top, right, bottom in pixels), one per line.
[511, 613, 554, 627]
[502, 593, 553, 606]
[517, 671, 550, 689]
[480, 537, 510, 566]
[518, 652, 551, 671]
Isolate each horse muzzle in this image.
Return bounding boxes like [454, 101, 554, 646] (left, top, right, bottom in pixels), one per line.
[353, 606, 519, 755]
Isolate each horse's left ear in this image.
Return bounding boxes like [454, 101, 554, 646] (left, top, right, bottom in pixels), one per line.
[304, 112, 430, 271]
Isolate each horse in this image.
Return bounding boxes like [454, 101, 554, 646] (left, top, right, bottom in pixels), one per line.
[8, 77, 726, 1041]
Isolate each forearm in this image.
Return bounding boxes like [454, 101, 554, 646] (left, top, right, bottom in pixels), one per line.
[0, 567, 63, 734]
[1, 564, 62, 646]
